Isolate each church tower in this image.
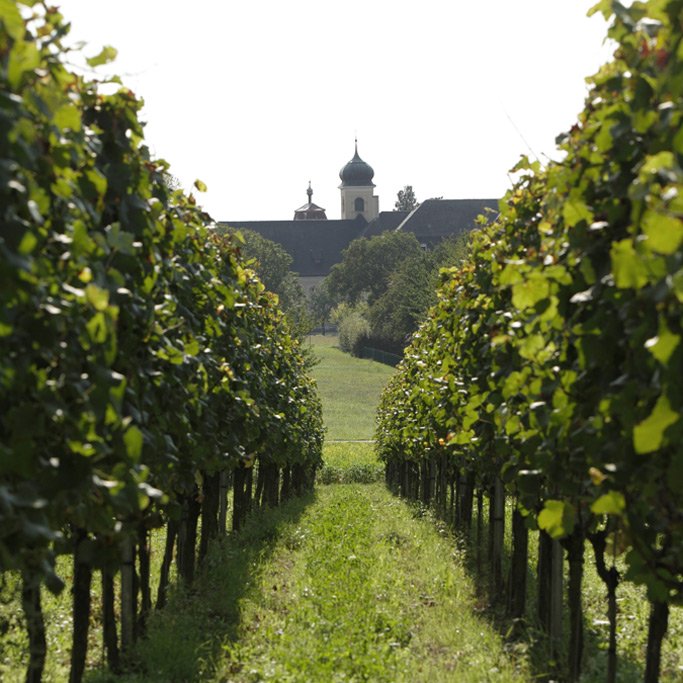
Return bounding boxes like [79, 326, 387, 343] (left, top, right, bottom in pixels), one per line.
[339, 140, 379, 222]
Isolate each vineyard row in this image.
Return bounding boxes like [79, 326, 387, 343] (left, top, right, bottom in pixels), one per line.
[376, 2, 683, 682]
[1, 4, 324, 681]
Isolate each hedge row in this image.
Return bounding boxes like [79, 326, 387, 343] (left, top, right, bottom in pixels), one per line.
[1, 4, 323, 681]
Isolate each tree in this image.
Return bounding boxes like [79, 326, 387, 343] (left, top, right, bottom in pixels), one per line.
[308, 280, 335, 333]
[333, 303, 371, 356]
[368, 250, 435, 351]
[395, 185, 419, 212]
[368, 233, 470, 352]
[325, 230, 472, 355]
[326, 231, 423, 306]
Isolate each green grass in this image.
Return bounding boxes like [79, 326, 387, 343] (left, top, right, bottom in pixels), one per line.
[307, 334, 395, 441]
[120, 481, 529, 682]
[0, 528, 173, 683]
[581, 561, 683, 682]
[0, 568, 80, 683]
[317, 442, 384, 484]
[461, 498, 683, 682]
[81, 495, 315, 683]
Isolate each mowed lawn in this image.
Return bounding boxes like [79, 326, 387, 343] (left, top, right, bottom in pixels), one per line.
[307, 334, 396, 440]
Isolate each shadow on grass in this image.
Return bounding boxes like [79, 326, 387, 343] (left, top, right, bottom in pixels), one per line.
[403, 496, 646, 683]
[85, 492, 316, 683]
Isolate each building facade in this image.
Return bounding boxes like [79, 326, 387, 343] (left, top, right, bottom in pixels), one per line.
[219, 143, 498, 290]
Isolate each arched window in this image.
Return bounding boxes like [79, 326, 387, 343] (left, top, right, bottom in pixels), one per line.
[354, 197, 365, 212]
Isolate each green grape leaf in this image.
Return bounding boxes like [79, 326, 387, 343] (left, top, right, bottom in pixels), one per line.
[86, 46, 118, 67]
[86, 313, 108, 343]
[512, 276, 550, 309]
[518, 334, 545, 361]
[538, 499, 575, 539]
[642, 211, 683, 255]
[640, 151, 675, 175]
[633, 395, 679, 454]
[588, 0, 611, 19]
[18, 230, 37, 255]
[591, 491, 626, 515]
[123, 426, 143, 462]
[563, 196, 593, 228]
[644, 321, 680, 364]
[7, 38, 40, 89]
[610, 239, 649, 288]
[450, 430, 474, 445]
[53, 104, 82, 132]
[0, 0, 25, 40]
[85, 284, 110, 311]
[184, 339, 200, 356]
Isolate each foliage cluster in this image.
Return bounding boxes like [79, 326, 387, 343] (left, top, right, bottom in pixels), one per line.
[334, 302, 371, 355]
[218, 227, 312, 338]
[394, 184, 419, 212]
[327, 231, 423, 306]
[326, 231, 470, 355]
[376, 1, 683, 680]
[0, 3, 323, 680]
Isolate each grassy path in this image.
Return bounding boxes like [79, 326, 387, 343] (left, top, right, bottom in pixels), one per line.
[122, 467, 527, 682]
[196, 338, 498, 680]
[209, 339, 526, 680]
[3, 334, 681, 680]
[214, 480, 528, 682]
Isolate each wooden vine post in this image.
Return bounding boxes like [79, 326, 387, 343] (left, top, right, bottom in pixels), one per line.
[490, 478, 506, 601]
[120, 536, 136, 654]
[507, 503, 528, 622]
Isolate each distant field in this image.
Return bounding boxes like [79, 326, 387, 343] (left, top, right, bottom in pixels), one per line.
[307, 334, 395, 441]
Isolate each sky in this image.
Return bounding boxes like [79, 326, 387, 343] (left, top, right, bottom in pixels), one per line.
[54, 1, 614, 221]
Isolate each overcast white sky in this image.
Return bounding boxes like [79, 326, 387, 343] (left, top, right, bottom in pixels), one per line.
[55, 1, 613, 221]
